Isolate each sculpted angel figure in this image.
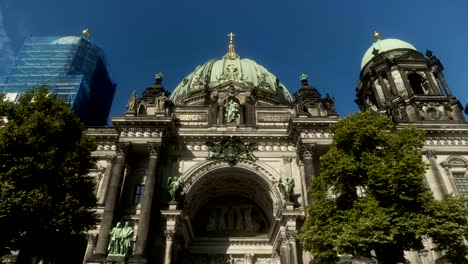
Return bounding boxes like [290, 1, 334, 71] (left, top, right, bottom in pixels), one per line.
[278, 177, 295, 202]
[168, 175, 184, 201]
[225, 99, 239, 123]
[126, 91, 139, 113]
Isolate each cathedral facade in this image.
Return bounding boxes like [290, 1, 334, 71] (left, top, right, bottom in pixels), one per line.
[84, 34, 468, 264]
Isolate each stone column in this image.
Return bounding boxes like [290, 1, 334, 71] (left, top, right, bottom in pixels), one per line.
[425, 150, 447, 199]
[298, 160, 308, 206]
[435, 72, 453, 97]
[425, 70, 442, 95]
[164, 231, 175, 264]
[280, 234, 290, 264]
[399, 69, 415, 97]
[92, 142, 130, 260]
[377, 74, 392, 99]
[385, 70, 399, 96]
[302, 144, 315, 205]
[96, 156, 114, 205]
[161, 207, 181, 264]
[82, 234, 97, 264]
[132, 143, 162, 261]
[288, 231, 299, 264]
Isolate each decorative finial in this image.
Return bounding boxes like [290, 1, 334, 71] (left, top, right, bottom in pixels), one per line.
[373, 31, 381, 40]
[155, 72, 164, 84]
[300, 73, 309, 85]
[226, 32, 239, 58]
[82, 28, 90, 38]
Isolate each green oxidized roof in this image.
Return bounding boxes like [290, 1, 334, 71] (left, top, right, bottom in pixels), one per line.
[361, 38, 417, 69]
[170, 53, 293, 104]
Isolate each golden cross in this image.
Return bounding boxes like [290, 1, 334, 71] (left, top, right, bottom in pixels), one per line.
[228, 32, 236, 42]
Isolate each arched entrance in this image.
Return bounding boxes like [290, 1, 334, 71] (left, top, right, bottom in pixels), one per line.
[174, 161, 284, 263]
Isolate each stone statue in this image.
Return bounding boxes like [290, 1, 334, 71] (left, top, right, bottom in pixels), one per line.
[126, 91, 139, 113]
[108, 221, 134, 256]
[155, 93, 168, 112]
[121, 222, 134, 256]
[168, 175, 184, 201]
[278, 178, 295, 203]
[323, 93, 336, 113]
[108, 222, 123, 255]
[225, 99, 240, 123]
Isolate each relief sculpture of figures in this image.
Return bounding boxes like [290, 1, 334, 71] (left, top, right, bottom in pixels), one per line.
[168, 175, 184, 201]
[278, 178, 295, 203]
[225, 99, 240, 123]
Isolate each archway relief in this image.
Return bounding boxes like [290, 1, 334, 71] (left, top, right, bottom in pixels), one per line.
[181, 160, 283, 212]
[172, 160, 304, 255]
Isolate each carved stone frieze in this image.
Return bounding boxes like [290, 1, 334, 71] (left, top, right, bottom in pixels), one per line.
[119, 129, 163, 138]
[96, 141, 117, 151]
[206, 137, 256, 165]
[299, 129, 333, 139]
[425, 137, 468, 146]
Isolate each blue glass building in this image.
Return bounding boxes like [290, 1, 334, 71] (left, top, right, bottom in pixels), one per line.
[0, 36, 117, 126]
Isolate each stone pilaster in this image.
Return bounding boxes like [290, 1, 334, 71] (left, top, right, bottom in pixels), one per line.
[131, 143, 162, 262]
[424, 150, 447, 199]
[300, 143, 315, 205]
[435, 72, 453, 97]
[91, 142, 130, 261]
[96, 156, 114, 205]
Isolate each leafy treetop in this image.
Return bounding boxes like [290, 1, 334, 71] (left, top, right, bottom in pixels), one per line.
[299, 112, 468, 264]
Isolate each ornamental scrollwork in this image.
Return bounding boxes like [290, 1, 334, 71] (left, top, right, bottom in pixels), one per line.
[206, 136, 257, 166]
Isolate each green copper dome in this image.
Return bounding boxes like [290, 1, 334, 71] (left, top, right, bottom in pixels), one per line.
[361, 38, 417, 69]
[170, 51, 293, 104]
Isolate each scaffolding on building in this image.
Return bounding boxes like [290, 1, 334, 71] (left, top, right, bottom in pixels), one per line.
[0, 36, 112, 105]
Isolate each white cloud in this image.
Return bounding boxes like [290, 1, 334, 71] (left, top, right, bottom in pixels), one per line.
[0, 9, 15, 76]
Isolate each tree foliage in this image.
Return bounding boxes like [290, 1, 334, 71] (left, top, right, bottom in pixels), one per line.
[298, 112, 468, 264]
[0, 87, 97, 260]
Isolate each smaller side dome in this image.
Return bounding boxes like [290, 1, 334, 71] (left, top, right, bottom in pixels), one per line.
[361, 38, 417, 70]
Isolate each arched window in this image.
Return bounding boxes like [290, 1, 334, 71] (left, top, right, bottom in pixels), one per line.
[408, 73, 426, 95]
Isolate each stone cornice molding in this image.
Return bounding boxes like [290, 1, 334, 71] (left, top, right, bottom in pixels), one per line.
[425, 136, 468, 146]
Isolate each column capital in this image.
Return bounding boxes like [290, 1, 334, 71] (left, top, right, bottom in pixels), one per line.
[105, 155, 114, 163]
[148, 142, 163, 157]
[164, 230, 175, 241]
[424, 149, 437, 159]
[116, 142, 130, 157]
[296, 140, 315, 161]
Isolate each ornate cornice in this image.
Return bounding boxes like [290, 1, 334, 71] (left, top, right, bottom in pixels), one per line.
[425, 137, 468, 146]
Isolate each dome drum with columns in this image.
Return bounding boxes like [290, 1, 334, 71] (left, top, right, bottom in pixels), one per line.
[77, 33, 468, 264]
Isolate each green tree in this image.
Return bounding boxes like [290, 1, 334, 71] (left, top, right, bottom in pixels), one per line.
[298, 112, 468, 264]
[0, 86, 98, 262]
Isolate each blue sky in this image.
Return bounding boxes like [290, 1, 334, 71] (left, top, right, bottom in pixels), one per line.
[1, 0, 467, 117]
